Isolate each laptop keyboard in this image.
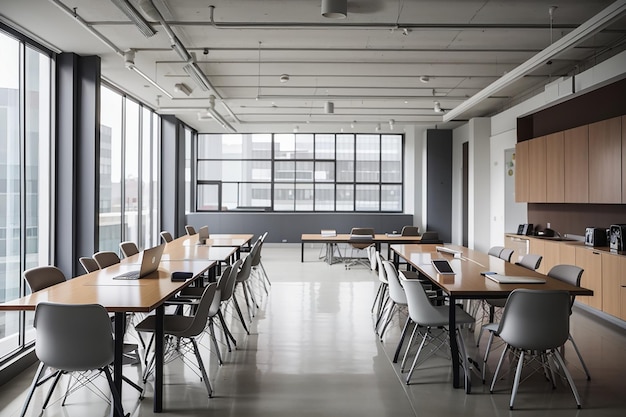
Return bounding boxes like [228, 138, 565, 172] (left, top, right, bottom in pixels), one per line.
[113, 270, 140, 280]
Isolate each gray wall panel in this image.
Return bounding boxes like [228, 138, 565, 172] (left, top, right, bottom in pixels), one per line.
[186, 213, 413, 243]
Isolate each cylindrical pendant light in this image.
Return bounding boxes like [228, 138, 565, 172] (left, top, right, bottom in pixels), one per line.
[322, 0, 347, 19]
[324, 101, 334, 114]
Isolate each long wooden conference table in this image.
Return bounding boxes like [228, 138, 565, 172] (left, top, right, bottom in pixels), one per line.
[0, 233, 253, 415]
[391, 243, 593, 392]
[301, 233, 424, 263]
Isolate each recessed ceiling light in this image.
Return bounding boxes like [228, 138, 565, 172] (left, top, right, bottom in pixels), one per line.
[280, 74, 290, 83]
[420, 76, 430, 83]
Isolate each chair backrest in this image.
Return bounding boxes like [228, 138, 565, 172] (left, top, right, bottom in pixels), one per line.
[517, 253, 542, 270]
[93, 251, 121, 269]
[349, 227, 375, 249]
[160, 231, 173, 243]
[497, 289, 571, 351]
[401, 278, 447, 326]
[260, 231, 268, 242]
[216, 265, 233, 294]
[237, 251, 254, 283]
[185, 225, 197, 235]
[488, 246, 504, 257]
[375, 251, 387, 284]
[23, 266, 66, 292]
[401, 226, 420, 236]
[221, 259, 242, 301]
[174, 283, 218, 338]
[419, 231, 440, 243]
[250, 238, 263, 267]
[382, 260, 407, 305]
[79, 257, 100, 274]
[548, 264, 584, 311]
[366, 245, 377, 271]
[119, 241, 139, 258]
[499, 248, 514, 262]
[34, 302, 114, 371]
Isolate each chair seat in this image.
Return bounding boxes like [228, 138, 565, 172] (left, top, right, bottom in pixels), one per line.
[135, 315, 195, 336]
[418, 305, 475, 327]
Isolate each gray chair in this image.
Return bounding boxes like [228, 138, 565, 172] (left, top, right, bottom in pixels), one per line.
[251, 232, 271, 294]
[93, 251, 121, 269]
[23, 266, 66, 292]
[401, 278, 475, 393]
[498, 248, 514, 262]
[547, 264, 591, 380]
[119, 241, 140, 258]
[516, 253, 543, 270]
[419, 231, 441, 243]
[20, 302, 124, 417]
[372, 251, 389, 324]
[236, 246, 258, 323]
[401, 226, 420, 236]
[345, 227, 375, 269]
[378, 261, 408, 341]
[136, 283, 218, 398]
[185, 225, 197, 235]
[489, 289, 582, 409]
[488, 246, 505, 257]
[160, 230, 173, 243]
[79, 257, 99, 273]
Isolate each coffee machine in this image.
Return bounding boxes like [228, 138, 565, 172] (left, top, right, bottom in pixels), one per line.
[609, 224, 626, 252]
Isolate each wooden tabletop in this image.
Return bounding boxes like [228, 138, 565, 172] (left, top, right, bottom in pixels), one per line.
[301, 233, 422, 243]
[391, 244, 593, 298]
[162, 241, 237, 262]
[178, 233, 254, 248]
[0, 259, 212, 312]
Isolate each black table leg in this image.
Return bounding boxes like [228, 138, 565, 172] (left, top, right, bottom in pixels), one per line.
[154, 305, 164, 412]
[449, 295, 460, 388]
[113, 312, 125, 417]
[301, 242, 304, 262]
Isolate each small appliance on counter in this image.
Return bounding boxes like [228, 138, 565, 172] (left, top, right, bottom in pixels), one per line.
[609, 224, 626, 252]
[585, 227, 608, 247]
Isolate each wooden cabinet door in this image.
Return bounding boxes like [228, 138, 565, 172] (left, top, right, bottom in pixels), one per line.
[559, 244, 576, 266]
[602, 253, 624, 319]
[575, 247, 602, 310]
[528, 136, 547, 202]
[540, 240, 560, 275]
[588, 117, 621, 203]
[528, 238, 545, 268]
[563, 125, 588, 203]
[546, 131, 564, 202]
[515, 141, 529, 202]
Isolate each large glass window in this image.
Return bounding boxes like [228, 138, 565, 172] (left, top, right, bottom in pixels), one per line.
[196, 133, 403, 212]
[0, 29, 52, 359]
[99, 86, 160, 252]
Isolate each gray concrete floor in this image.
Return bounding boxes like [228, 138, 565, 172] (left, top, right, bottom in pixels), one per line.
[1, 243, 625, 416]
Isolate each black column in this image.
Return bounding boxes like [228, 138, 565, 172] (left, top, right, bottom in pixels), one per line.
[426, 129, 453, 243]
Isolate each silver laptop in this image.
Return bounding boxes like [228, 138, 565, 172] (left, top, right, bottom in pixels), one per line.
[113, 244, 165, 280]
[484, 273, 546, 284]
[197, 225, 209, 244]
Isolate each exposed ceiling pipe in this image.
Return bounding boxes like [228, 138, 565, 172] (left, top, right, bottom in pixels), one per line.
[443, 0, 626, 122]
[206, 95, 237, 132]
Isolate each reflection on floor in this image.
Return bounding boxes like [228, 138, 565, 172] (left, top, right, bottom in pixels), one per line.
[1, 244, 626, 417]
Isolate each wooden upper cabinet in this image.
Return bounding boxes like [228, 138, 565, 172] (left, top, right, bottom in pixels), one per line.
[545, 131, 564, 202]
[623, 115, 626, 203]
[564, 125, 589, 203]
[588, 117, 622, 203]
[528, 136, 547, 202]
[515, 141, 529, 202]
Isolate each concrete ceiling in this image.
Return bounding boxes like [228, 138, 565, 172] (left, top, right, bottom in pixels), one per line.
[2, 0, 626, 133]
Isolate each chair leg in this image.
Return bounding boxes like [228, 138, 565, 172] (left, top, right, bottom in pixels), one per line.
[482, 331, 495, 383]
[568, 334, 591, 380]
[371, 283, 383, 313]
[191, 338, 213, 398]
[259, 261, 271, 287]
[490, 344, 510, 393]
[102, 367, 126, 417]
[19, 362, 47, 417]
[393, 317, 412, 363]
[406, 331, 429, 384]
[208, 319, 223, 365]
[232, 296, 250, 335]
[378, 303, 397, 340]
[401, 324, 420, 372]
[456, 325, 472, 394]
[217, 310, 237, 350]
[510, 349, 525, 409]
[552, 349, 582, 409]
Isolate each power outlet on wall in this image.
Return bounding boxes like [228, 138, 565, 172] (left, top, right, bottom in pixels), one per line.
[282, 239, 287, 243]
